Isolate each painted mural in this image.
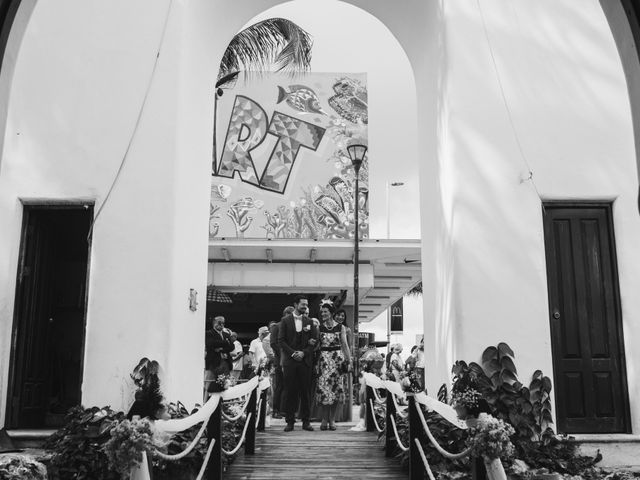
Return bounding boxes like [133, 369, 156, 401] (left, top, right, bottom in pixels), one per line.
[210, 73, 368, 240]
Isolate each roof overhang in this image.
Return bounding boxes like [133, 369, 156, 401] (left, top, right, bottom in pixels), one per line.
[208, 238, 421, 323]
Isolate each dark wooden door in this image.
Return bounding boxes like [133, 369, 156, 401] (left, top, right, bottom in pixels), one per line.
[543, 204, 630, 433]
[7, 206, 91, 428]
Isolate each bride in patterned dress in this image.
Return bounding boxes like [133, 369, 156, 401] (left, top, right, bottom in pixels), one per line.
[315, 301, 352, 430]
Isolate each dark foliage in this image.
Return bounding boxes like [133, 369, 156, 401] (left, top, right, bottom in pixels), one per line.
[515, 435, 602, 476]
[385, 342, 602, 478]
[452, 343, 601, 475]
[43, 406, 124, 480]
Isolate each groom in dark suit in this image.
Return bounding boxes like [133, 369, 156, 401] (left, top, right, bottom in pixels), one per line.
[278, 295, 319, 431]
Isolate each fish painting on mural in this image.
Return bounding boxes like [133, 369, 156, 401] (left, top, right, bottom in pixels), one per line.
[277, 85, 327, 115]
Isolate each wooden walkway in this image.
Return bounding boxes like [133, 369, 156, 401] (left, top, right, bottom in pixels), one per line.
[226, 420, 408, 479]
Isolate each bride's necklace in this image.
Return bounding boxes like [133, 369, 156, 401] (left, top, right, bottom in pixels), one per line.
[325, 320, 337, 329]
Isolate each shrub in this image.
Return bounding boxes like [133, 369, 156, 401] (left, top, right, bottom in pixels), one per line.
[451, 343, 601, 475]
[43, 406, 124, 480]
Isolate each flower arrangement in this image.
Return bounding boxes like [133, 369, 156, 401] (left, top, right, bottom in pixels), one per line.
[466, 413, 515, 461]
[398, 364, 424, 393]
[208, 372, 235, 393]
[254, 356, 274, 379]
[103, 418, 157, 476]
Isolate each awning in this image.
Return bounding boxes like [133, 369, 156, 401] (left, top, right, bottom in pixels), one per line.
[208, 238, 421, 323]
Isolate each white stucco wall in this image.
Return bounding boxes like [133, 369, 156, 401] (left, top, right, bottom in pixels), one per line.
[434, 0, 640, 434]
[0, 0, 210, 421]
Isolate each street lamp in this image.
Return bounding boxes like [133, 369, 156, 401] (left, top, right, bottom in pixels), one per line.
[347, 143, 367, 386]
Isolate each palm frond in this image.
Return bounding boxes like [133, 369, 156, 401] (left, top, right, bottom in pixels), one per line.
[217, 17, 312, 87]
[407, 281, 422, 296]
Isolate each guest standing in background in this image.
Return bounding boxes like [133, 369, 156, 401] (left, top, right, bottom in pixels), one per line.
[229, 331, 244, 380]
[388, 344, 404, 382]
[249, 326, 269, 375]
[270, 307, 293, 419]
[414, 336, 426, 390]
[204, 316, 233, 398]
[334, 308, 353, 420]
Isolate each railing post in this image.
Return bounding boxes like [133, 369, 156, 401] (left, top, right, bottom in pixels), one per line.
[385, 390, 395, 457]
[244, 388, 258, 455]
[365, 385, 376, 432]
[257, 387, 267, 432]
[206, 398, 222, 480]
[408, 394, 423, 480]
[471, 457, 488, 480]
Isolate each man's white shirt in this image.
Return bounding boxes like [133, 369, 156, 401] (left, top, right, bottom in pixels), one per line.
[249, 337, 266, 367]
[231, 340, 243, 371]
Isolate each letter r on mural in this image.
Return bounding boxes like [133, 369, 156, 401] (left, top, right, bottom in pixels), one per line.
[215, 96, 326, 194]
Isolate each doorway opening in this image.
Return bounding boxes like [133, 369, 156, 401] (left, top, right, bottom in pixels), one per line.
[6, 204, 92, 428]
[206, 292, 335, 344]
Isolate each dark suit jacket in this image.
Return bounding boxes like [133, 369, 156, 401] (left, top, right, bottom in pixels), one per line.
[270, 321, 281, 366]
[205, 328, 233, 371]
[278, 314, 318, 368]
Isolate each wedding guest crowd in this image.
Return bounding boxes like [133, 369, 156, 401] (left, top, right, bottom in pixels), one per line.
[205, 295, 424, 432]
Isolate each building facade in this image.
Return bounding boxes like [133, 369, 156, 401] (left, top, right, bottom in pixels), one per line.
[0, 0, 639, 451]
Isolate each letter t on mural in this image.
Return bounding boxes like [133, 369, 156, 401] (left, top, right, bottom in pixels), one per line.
[215, 96, 326, 193]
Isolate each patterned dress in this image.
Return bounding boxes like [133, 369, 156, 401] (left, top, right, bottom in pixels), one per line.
[315, 323, 346, 406]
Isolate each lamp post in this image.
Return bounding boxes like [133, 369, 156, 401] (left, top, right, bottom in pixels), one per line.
[385, 181, 404, 354]
[386, 181, 405, 239]
[347, 143, 367, 388]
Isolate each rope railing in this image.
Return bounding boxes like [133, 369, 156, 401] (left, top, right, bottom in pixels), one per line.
[254, 398, 263, 427]
[222, 392, 252, 421]
[221, 412, 254, 456]
[367, 398, 384, 433]
[392, 392, 408, 418]
[414, 438, 437, 480]
[194, 439, 216, 480]
[154, 417, 210, 461]
[389, 413, 409, 452]
[129, 376, 266, 480]
[362, 373, 491, 480]
[372, 385, 385, 404]
[415, 401, 472, 460]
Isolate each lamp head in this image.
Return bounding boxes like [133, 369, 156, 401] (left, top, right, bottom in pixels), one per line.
[347, 144, 367, 173]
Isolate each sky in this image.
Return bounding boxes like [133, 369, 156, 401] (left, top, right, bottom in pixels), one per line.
[246, 1, 422, 240]
[246, 1, 424, 356]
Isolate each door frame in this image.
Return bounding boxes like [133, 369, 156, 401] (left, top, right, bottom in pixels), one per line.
[5, 201, 93, 428]
[542, 200, 631, 433]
